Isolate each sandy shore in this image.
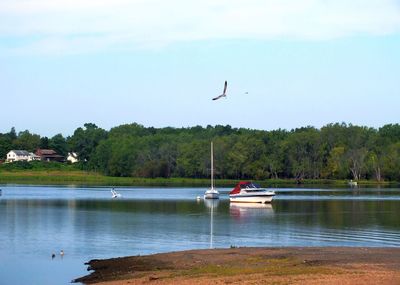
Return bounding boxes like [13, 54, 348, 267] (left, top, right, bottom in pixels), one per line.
[74, 247, 400, 285]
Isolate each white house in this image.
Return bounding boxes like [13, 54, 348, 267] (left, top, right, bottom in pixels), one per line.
[67, 152, 79, 163]
[6, 150, 30, 162]
[28, 152, 41, 161]
[6, 150, 41, 162]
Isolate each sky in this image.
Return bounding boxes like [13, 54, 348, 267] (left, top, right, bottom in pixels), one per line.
[1, 0, 400, 137]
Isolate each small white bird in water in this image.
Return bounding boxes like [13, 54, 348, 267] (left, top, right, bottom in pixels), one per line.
[111, 188, 121, 198]
[60, 250, 64, 257]
[212, 81, 227, 101]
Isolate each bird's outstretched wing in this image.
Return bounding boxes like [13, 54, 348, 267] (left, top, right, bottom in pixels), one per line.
[212, 81, 228, 100]
[212, 94, 223, 100]
[223, 81, 227, 94]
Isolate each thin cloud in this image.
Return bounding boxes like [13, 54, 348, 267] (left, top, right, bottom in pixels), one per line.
[1, 0, 400, 55]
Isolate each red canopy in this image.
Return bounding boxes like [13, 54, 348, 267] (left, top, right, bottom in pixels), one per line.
[229, 181, 252, 195]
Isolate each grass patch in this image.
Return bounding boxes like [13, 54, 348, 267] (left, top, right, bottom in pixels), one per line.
[176, 257, 334, 278]
[0, 170, 237, 186]
[0, 169, 396, 187]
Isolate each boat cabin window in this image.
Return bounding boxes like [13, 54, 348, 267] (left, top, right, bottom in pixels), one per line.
[240, 183, 261, 189]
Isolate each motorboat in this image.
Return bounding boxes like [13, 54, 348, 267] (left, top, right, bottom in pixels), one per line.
[111, 188, 121, 198]
[204, 141, 219, 199]
[229, 181, 275, 203]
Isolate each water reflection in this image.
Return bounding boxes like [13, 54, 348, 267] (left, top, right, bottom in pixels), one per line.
[230, 203, 274, 219]
[204, 199, 219, 249]
[1, 186, 400, 285]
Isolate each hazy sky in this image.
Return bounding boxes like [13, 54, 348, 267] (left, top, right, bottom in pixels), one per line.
[1, 0, 400, 136]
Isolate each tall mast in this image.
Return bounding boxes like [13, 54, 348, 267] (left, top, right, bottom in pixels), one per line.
[211, 141, 214, 189]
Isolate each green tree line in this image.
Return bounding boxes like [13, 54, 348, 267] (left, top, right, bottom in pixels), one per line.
[1, 122, 400, 181]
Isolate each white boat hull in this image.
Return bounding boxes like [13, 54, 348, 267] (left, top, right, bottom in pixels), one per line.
[230, 194, 274, 204]
[204, 190, 219, 199]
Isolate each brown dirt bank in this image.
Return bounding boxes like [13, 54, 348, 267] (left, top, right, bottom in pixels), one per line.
[74, 247, 400, 285]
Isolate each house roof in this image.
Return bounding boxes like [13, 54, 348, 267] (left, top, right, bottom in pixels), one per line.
[42, 154, 64, 158]
[10, 150, 30, 156]
[36, 149, 57, 155]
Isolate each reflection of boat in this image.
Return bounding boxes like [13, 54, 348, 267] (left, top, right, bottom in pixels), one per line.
[229, 181, 275, 203]
[204, 198, 220, 209]
[204, 141, 219, 199]
[231, 203, 273, 209]
[204, 198, 219, 248]
[230, 203, 274, 218]
[111, 188, 121, 198]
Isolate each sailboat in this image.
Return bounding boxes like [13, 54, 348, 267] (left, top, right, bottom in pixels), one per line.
[204, 141, 220, 199]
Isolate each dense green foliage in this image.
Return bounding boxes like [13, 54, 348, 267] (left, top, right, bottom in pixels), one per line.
[1, 122, 400, 181]
[0, 160, 80, 171]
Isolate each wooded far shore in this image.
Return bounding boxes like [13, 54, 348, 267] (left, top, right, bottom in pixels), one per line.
[1, 122, 400, 183]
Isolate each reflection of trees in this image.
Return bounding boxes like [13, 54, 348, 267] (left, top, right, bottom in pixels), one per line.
[72, 199, 225, 215]
[8, 199, 398, 230]
[274, 200, 400, 229]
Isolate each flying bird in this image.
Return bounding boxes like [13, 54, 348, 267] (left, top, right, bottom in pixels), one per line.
[212, 81, 227, 101]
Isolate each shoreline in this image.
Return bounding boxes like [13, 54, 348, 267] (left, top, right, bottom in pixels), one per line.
[0, 170, 397, 187]
[74, 247, 400, 284]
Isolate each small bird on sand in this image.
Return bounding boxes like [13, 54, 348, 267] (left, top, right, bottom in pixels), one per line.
[212, 81, 227, 101]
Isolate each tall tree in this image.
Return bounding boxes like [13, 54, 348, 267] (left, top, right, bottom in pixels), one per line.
[347, 148, 368, 180]
[40, 137, 49, 149]
[382, 143, 400, 181]
[68, 123, 107, 161]
[324, 146, 347, 179]
[8, 127, 17, 141]
[49, 134, 68, 156]
[14, 130, 41, 152]
[0, 134, 13, 159]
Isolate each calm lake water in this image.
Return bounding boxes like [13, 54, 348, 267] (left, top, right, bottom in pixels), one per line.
[0, 185, 400, 284]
